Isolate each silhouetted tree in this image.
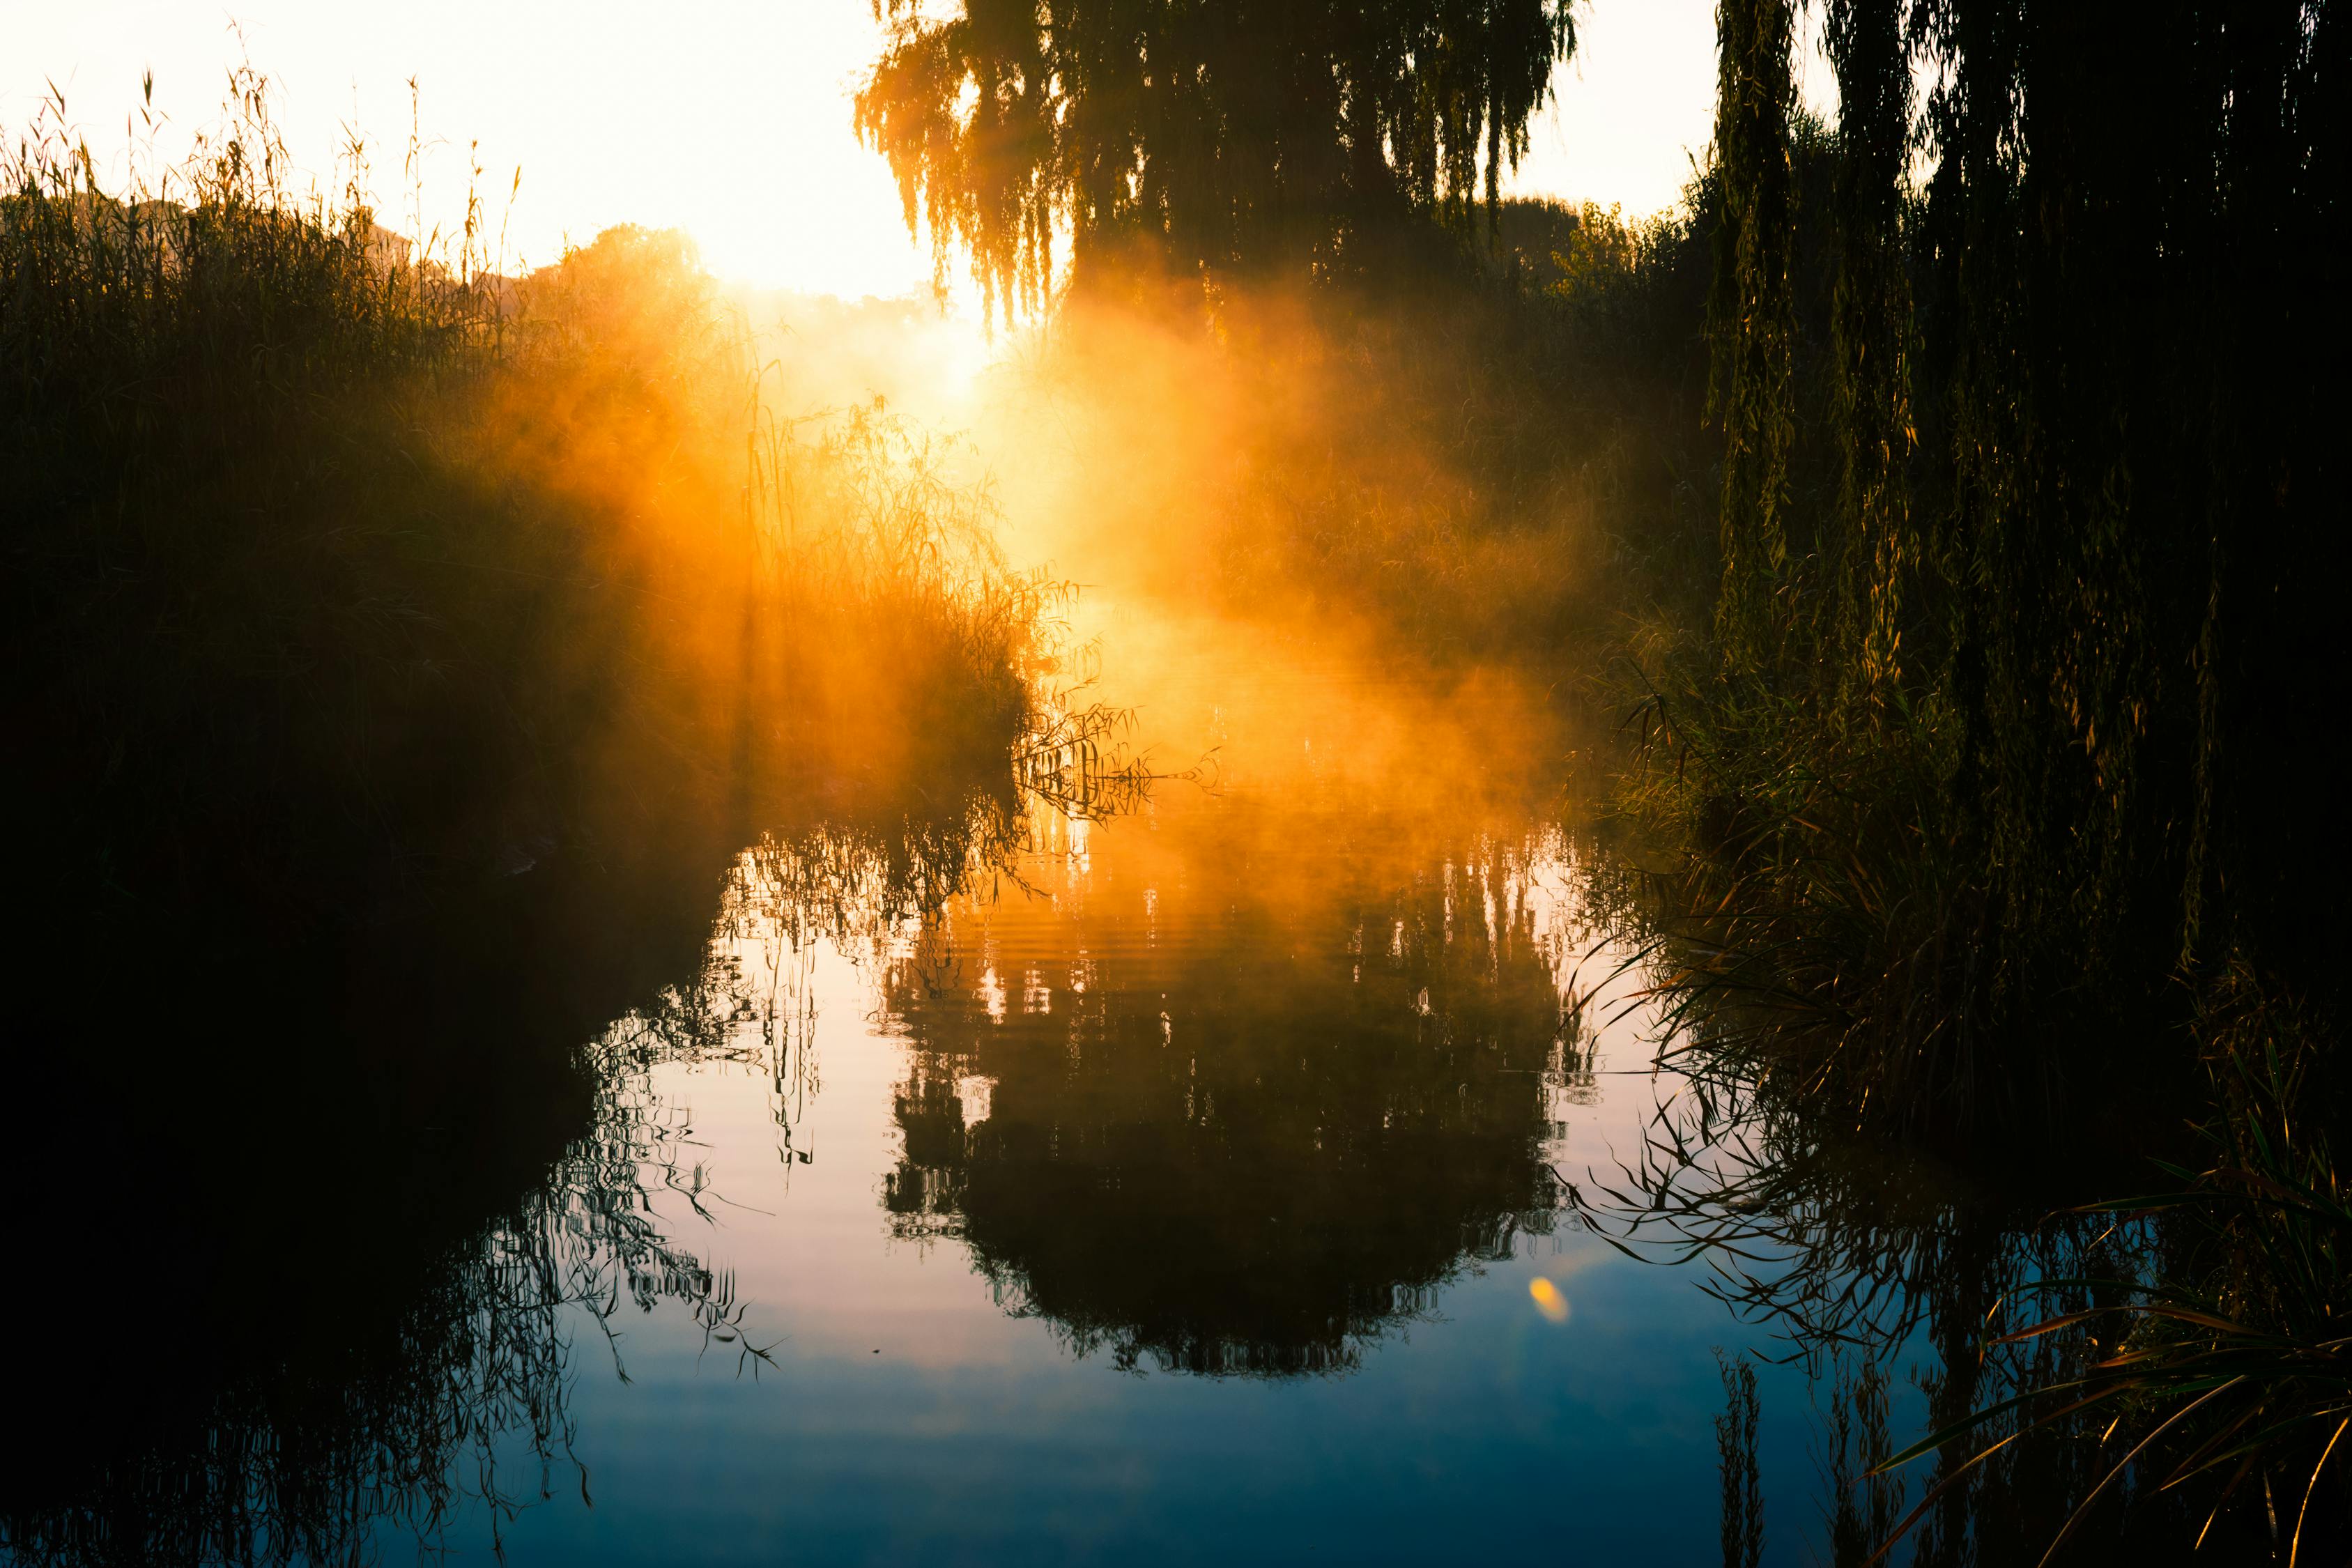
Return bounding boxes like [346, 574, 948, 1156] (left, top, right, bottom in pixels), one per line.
[856, 0, 1576, 318]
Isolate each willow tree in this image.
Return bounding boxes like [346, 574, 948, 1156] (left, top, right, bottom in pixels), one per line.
[1705, 0, 2349, 1036]
[854, 0, 1577, 320]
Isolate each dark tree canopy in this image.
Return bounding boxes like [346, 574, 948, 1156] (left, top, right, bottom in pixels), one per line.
[856, 0, 1576, 318]
[1705, 0, 2350, 1036]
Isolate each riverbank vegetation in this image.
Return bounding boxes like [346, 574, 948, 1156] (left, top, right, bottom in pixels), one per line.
[1626, 0, 2346, 1137]
[1640, 8, 2348, 1546]
[1, 72, 1073, 1555]
[4, 69, 1054, 936]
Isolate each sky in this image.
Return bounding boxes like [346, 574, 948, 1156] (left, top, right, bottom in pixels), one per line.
[4, 0, 1833, 300]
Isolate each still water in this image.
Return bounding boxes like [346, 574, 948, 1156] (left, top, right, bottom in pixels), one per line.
[13, 605, 1991, 1567]
[358, 607, 1914, 1568]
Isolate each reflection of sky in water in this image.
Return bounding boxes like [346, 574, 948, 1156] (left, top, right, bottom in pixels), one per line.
[376, 768, 1910, 1567]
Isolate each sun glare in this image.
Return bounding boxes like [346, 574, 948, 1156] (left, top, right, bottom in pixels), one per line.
[7, 0, 936, 300]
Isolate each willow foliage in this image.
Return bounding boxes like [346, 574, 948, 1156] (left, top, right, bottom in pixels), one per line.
[1821, 0, 1909, 705]
[1707, 0, 1799, 668]
[1703, 0, 2349, 1037]
[855, 0, 1576, 319]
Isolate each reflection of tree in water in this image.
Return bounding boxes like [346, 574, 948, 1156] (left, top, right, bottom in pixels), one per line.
[863, 806, 1592, 1376]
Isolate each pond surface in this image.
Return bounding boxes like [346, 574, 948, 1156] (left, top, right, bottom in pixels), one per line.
[15, 602, 2040, 1567]
[334, 603, 1948, 1567]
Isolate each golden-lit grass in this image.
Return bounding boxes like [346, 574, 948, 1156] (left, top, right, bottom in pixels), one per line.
[1, 68, 1059, 932]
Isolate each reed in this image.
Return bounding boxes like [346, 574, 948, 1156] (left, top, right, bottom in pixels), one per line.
[1, 68, 1060, 953]
[0, 68, 1112, 1551]
[1604, 650, 2061, 1139]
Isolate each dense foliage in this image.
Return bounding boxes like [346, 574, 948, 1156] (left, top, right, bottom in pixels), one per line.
[1, 82, 1051, 929]
[1668, 0, 2352, 1120]
[855, 0, 1575, 316]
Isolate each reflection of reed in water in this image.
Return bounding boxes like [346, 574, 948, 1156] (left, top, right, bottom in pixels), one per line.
[1565, 1068, 2292, 1564]
[0, 996, 771, 1568]
[1716, 1353, 1764, 1568]
[1, 699, 1176, 1565]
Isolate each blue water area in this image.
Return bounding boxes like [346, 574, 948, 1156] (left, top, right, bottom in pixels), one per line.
[344, 782, 1914, 1567]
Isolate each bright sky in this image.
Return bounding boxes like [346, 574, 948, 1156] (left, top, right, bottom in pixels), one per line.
[5, 0, 1831, 299]
[1519, 0, 1836, 218]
